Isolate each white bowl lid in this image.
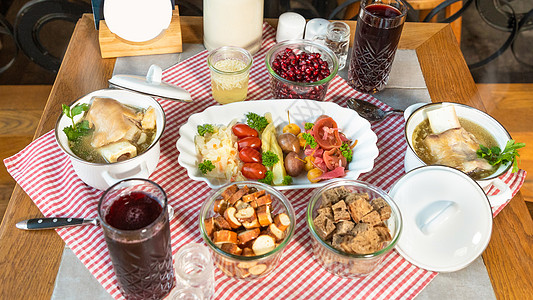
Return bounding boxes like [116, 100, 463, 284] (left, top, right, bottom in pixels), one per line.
[109, 65, 192, 102]
[389, 165, 492, 272]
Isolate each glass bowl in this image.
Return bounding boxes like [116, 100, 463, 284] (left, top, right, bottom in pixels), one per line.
[265, 39, 339, 101]
[199, 181, 296, 281]
[306, 179, 402, 278]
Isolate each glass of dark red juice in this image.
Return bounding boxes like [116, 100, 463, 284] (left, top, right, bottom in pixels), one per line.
[98, 179, 175, 300]
[348, 0, 407, 94]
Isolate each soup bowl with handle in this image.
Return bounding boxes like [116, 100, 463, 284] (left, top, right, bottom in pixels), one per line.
[55, 89, 166, 190]
[404, 102, 513, 207]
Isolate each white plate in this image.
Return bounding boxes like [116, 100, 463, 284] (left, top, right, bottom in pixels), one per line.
[176, 99, 379, 190]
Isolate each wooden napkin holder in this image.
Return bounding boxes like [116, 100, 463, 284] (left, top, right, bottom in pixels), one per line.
[98, 6, 183, 58]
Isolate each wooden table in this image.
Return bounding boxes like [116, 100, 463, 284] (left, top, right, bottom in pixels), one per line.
[0, 15, 531, 299]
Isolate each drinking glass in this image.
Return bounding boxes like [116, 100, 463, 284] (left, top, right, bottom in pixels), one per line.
[348, 0, 407, 94]
[207, 46, 253, 104]
[98, 179, 175, 300]
[315, 21, 351, 70]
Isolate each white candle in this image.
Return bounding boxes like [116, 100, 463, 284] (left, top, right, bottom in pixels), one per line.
[276, 12, 306, 43]
[304, 18, 330, 40]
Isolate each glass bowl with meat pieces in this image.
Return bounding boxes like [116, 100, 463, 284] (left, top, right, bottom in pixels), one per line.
[306, 179, 402, 278]
[199, 181, 296, 281]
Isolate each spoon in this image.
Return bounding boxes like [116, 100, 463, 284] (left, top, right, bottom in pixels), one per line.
[346, 97, 404, 122]
[16, 205, 175, 230]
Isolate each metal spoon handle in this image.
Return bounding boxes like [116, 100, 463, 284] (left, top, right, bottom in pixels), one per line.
[384, 109, 404, 116]
[16, 217, 98, 230]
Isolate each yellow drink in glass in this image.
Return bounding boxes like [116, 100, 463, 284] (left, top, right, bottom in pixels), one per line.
[208, 47, 253, 104]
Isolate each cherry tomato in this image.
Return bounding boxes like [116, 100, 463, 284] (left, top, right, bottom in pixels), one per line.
[238, 137, 262, 150]
[241, 163, 267, 180]
[239, 147, 262, 163]
[232, 123, 258, 138]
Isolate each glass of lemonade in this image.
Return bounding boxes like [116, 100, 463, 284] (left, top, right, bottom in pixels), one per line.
[207, 46, 253, 104]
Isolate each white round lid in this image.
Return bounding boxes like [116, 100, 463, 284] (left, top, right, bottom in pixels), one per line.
[103, 0, 172, 43]
[389, 165, 492, 272]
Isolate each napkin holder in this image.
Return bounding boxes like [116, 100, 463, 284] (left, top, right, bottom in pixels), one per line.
[98, 6, 183, 58]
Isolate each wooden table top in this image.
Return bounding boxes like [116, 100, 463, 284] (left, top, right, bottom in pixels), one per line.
[0, 15, 531, 299]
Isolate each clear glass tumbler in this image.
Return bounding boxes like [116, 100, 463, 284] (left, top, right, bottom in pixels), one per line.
[98, 179, 175, 300]
[348, 0, 407, 94]
[172, 243, 215, 300]
[315, 21, 351, 70]
[207, 46, 253, 104]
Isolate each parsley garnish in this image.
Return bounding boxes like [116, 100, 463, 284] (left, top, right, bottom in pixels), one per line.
[262, 151, 279, 167]
[246, 112, 269, 132]
[304, 122, 314, 131]
[62, 103, 91, 141]
[302, 132, 317, 148]
[340, 143, 353, 163]
[477, 140, 525, 173]
[258, 170, 273, 185]
[282, 175, 293, 185]
[197, 124, 214, 136]
[198, 160, 215, 174]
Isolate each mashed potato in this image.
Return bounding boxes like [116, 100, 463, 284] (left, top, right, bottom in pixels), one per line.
[195, 120, 244, 181]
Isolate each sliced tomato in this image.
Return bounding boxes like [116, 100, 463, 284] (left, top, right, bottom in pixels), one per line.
[323, 148, 347, 171]
[312, 117, 342, 150]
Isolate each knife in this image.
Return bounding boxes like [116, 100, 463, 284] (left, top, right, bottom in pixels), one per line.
[16, 217, 98, 230]
[16, 205, 175, 230]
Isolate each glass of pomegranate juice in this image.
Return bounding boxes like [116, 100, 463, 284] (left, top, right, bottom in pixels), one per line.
[98, 179, 175, 300]
[348, 0, 407, 94]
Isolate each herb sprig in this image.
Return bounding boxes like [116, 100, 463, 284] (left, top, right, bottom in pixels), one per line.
[246, 112, 269, 132]
[477, 140, 525, 173]
[62, 104, 91, 141]
[198, 160, 215, 174]
[258, 170, 274, 185]
[304, 122, 314, 131]
[197, 124, 214, 136]
[340, 143, 353, 163]
[302, 132, 317, 148]
[282, 175, 293, 185]
[262, 151, 279, 167]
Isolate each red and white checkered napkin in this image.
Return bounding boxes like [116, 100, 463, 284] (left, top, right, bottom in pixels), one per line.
[4, 23, 526, 299]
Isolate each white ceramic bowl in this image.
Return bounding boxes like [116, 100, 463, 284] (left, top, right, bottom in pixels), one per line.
[404, 102, 513, 207]
[55, 89, 166, 190]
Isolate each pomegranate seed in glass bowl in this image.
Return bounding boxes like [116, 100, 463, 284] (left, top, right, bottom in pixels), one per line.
[265, 39, 339, 101]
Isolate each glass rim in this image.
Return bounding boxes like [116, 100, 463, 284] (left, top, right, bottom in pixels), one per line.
[361, 0, 409, 18]
[207, 46, 253, 75]
[198, 181, 296, 261]
[98, 178, 168, 234]
[306, 179, 403, 259]
[327, 21, 351, 38]
[265, 39, 339, 87]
